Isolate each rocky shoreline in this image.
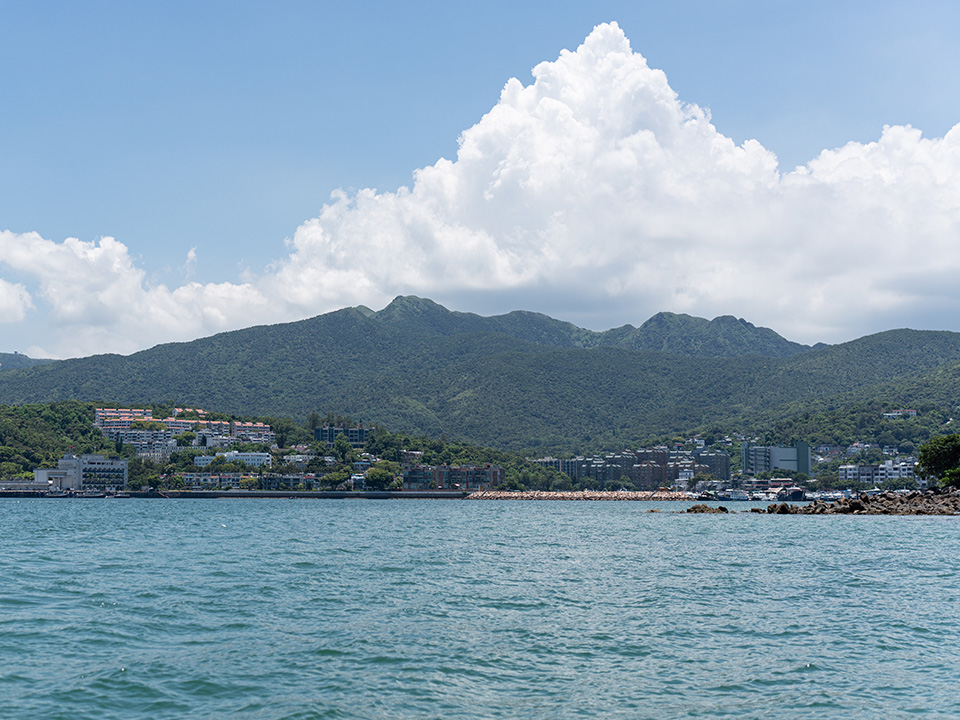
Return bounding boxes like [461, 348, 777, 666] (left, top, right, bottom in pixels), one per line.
[466, 489, 960, 515]
[758, 489, 960, 515]
[682, 489, 960, 515]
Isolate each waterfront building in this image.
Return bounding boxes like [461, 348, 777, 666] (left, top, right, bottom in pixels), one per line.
[350, 473, 367, 490]
[402, 464, 502, 491]
[34, 454, 128, 492]
[633, 460, 665, 491]
[180, 472, 243, 489]
[694, 450, 731, 482]
[260, 474, 320, 490]
[635, 447, 669, 467]
[839, 460, 916, 485]
[533, 446, 729, 489]
[531, 456, 583, 479]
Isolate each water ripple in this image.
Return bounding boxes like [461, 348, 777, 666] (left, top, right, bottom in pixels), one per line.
[2, 499, 960, 718]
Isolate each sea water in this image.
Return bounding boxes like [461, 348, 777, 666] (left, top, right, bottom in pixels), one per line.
[1, 498, 958, 719]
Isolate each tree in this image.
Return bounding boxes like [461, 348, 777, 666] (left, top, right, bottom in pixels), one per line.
[364, 464, 397, 491]
[917, 434, 960, 486]
[162, 475, 185, 490]
[320, 468, 351, 490]
[176, 431, 196, 447]
[333, 433, 354, 464]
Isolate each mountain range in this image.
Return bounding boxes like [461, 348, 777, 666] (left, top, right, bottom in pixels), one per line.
[1, 296, 959, 453]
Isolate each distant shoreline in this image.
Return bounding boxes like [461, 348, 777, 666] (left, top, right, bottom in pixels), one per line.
[0, 489, 471, 500]
[466, 490, 692, 501]
[5, 489, 956, 515]
[0, 488, 694, 501]
[0, 489, 694, 501]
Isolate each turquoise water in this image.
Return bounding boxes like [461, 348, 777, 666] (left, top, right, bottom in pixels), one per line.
[1, 499, 959, 719]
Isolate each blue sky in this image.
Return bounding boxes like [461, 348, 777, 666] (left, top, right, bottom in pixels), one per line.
[2, 1, 960, 357]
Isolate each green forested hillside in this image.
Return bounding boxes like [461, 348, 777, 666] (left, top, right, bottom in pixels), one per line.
[617, 311, 811, 357]
[0, 352, 53, 371]
[369, 297, 811, 357]
[0, 402, 111, 476]
[1, 298, 959, 453]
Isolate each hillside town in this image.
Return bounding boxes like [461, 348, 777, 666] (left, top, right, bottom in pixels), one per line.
[22, 406, 502, 495]
[7, 404, 928, 499]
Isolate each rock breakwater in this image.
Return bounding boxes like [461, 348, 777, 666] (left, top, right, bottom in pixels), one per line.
[758, 490, 960, 516]
[467, 490, 691, 501]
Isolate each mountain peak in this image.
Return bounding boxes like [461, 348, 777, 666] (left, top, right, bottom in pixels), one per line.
[628, 311, 807, 358]
[379, 295, 444, 316]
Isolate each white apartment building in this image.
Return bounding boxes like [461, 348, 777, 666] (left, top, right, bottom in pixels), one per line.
[838, 460, 916, 484]
[34, 454, 128, 491]
[194, 451, 272, 468]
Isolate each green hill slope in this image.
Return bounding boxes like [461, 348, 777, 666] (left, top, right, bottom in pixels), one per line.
[0, 353, 54, 372]
[1, 299, 959, 452]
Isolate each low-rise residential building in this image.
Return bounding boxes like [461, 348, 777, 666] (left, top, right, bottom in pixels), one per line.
[180, 472, 244, 489]
[838, 460, 916, 485]
[882, 409, 917, 418]
[260, 474, 321, 490]
[194, 451, 272, 468]
[94, 406, 275, 452]
[102, 428, 176, 461]
[283, 454, 316, 468]
[400, 450, 424, 469]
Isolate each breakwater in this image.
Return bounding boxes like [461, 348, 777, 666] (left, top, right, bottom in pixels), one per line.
[758, 489, 960, 515]
[467, 489, 692, 501]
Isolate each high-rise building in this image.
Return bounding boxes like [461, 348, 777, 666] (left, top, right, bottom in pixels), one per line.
[741, 441, 810, 476]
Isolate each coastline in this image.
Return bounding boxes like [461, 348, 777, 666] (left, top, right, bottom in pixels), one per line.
[0, 489, 472, 500]
[3, 488, 958, 515]
[466, 489, 692, 501]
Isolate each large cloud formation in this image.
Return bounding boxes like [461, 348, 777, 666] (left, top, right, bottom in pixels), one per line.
[3, 22, 960, 357]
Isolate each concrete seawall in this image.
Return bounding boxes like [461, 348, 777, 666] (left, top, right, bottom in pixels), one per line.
[134, 490, 471, 499]
[0, 490, 471, 500]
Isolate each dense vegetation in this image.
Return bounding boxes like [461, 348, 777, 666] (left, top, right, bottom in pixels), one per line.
[4, 398, 960, 493]
[916, 434, 960, 487]
[0, 402, 111, 477]
[0, 352, 53, 371]
[2, 297, 960, 454]
[0, 402, 570, 492]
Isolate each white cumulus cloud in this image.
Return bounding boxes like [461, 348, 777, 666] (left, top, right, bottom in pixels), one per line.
[3, 21, 960, 356]
[0, 277, 32, 322]
[0, 230, 274, 357]
[266, 21, 960, 343]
